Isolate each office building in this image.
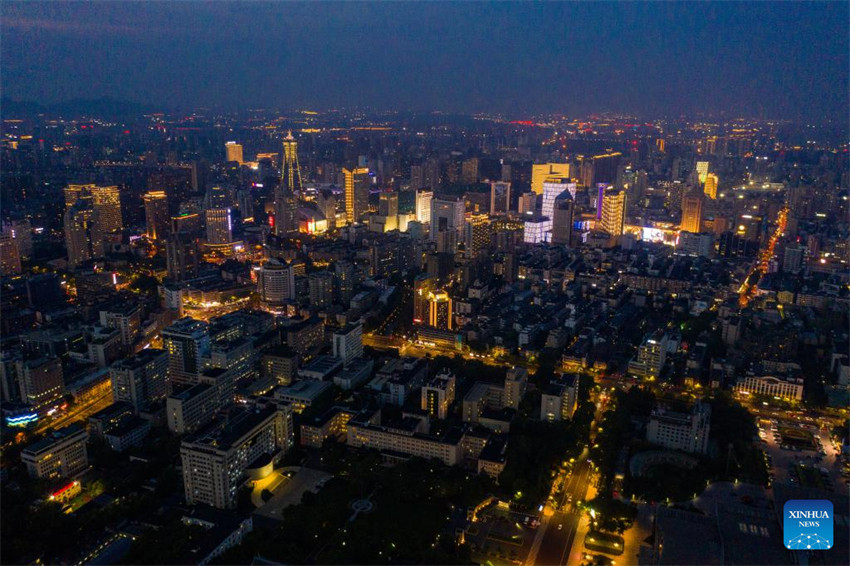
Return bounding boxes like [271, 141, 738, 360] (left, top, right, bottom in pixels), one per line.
[300, 406, 356, 448]
[64, 198, 95, 267]
[343, 167, 370, 224]
[541, 178, 575, 221]
[680, 189, 704, 234]
[167, 382, 220, 434]
[551, 194, 574, 245]
[628, 330, 670, 379]
[677, 231, 714, 258]
[22, 424, 89, 479]
[430, 195, 465, 241]
[205, 207, 232, 244]
[224, 141, 243, 164]
[347, 412, 462, 466]
[110, 349, 169, 411]
[695, 161, 710, 184]
[0, 232, 21, 275]
[734, 375, 804, 401]
[332, 323, 363, 367]
[421, 371, 457, 420]
[413, 273, 437, 325]
[646, 400, 711, 455]
[261, 346, 299, 386]
[89, 185, 123, 253]
[523, 215, 551, 244]
[308, 271, 334, 308]
[518, 192, 538, 215]
[143, 191, 169, 240]
[166, 233, 200, 281]
[17, 356, 64, 411]
[415, 189, 433, 225]
[281, 316, 324, 356]
[703, 173, 718, 199]
[257, 259, 296, 309]
[490, 181, 511, 214]
[531, 163, 571, 195]
[464, 213, 492, 258]
[180, 405, 293, 509]
[161, 318, 211, 387]
[599, 188, 626, 236]
[428, 290, 453, 331]
[275, 379, 332, 413]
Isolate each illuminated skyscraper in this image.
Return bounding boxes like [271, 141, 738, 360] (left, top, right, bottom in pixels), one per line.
[490, 181, 511, 214]
[275, 132, 303, 235]
[415, 189, 433, 224]
[64, 184, 91, 210]
[205, 208, 232, 244]
[280, 132, 303, 194]
[428, 291, 453, 331]
[143, 191, 169, 241]
[541, 178, 575, 221]
[681, 189, 704, 234]
[531, 163, 571, 195]
[413, 273, 437, 325]
[704, 173, 718, 200]
[224, 141, 244, 164]
[343, 167, 370, 224]
[599, 188, 626, 236]
[464, 213, 492, 258]
[430, 195, 464, 241]
[695, 161, 710, 184]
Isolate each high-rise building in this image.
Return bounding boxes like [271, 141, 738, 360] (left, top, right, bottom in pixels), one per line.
[531, 163, 571, 195]
[332, 323, 363, 367]
[415, 189, 433, 225]
[461, 158, 479, 184]
[551, 194, 575, 246]
[180, 405, 293, 509]
[257, 259, 296, 308]
[421, 371, 456, 419]
[378, 190, 399, 217]
[0, 232, 22, 275]
[90, 185, 123, 240]
[523, 215, 552, 244]
[430, 195, 465, 241]
[783, 245, 805, 273]
[161, 317, 211, 388]
[628, 330, 669, 379]
[110, 349, 169, 411]
[280, 132, 303, 194]
[205, 207, 232, 244]
[224, 141, 243, 164]
[704, 173, 718, 199]
[599, 188, 626, 236]
[64, 197, 96, 267]
[428, 290, 453, 331]
[3, 218, 32, 259]
[541, 178, 575, 221]
[518, 192, 538, 216]
[695, 161, 710, 184]
[464, 213, 492, 258]
[308, 271, 334, 308]
[681, 189, 704, 234]
[490, 181, 511, 214]
[343, 167, 370, 224]
[143, 191, 169, 240]
[413, 273, 437, 325]
[16, 356, 64, 410]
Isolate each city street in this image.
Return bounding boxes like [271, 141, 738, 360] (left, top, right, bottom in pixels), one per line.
[532, 459, 594, 566]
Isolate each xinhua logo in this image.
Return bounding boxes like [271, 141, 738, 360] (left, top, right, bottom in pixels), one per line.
[783, 499, 833, 550]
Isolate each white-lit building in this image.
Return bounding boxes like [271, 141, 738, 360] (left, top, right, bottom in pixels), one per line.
[734, 375, 804, 401]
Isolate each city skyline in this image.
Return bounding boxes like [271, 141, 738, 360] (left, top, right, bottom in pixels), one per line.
[2, 1, 848, 122]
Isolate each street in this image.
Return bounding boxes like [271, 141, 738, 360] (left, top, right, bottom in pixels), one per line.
[533, 459, 594, 566]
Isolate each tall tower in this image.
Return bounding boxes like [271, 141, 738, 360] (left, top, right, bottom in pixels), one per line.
[275, 132, 302, 236]
[599, 188, 626, 236]
[143, 191, 169, 241]
[343, 167, 370, 224]
[681, 189, 704, 234]
[64, 197, 96, 267]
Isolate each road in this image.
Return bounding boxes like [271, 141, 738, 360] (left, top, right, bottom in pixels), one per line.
[533, 459, 594, 566]
[35, 388, 113, 434]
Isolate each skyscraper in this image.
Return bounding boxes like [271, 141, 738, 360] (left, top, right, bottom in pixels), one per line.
[224, 141, 243, 164]
[704, 173, 718, 199]
[541, 178, 575, 221]
[413, 273, 437, 325]
[599, 188, 626, 236]
[551, 194, 574, 246]
[681, 189, 704, 234]
[275, 132, 303, 235]
[695, 161, 710, 184]
[430, 195, 465, 241]
[490, 181, 511, 214]
[531, 163, 571, 195]
[143, 191, 169, 241]
[415, 189, 433, 224]
[343, 167, 370, 224]
[161, 317, 211, 388]
[205, 208, 232, 244]
[64, 197, 96, 267]
[280, 132, 303, 194]
[428, 290, 453, 331]
[257, 259, 296, 309]
[89, 185, 122, 254]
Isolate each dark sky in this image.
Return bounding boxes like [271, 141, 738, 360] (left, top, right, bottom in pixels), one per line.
[2, 1, 847, 121]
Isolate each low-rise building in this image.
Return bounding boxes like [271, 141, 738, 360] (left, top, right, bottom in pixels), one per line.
[734, 375, 804, 401]
[104, 415, 151, 452]
[167, 383, 220, 435]
[300, 406, 357, 448]
[274, 379, 331, 413]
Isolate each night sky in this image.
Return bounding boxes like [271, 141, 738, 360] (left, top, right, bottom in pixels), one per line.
[2, 1, 847, 121]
